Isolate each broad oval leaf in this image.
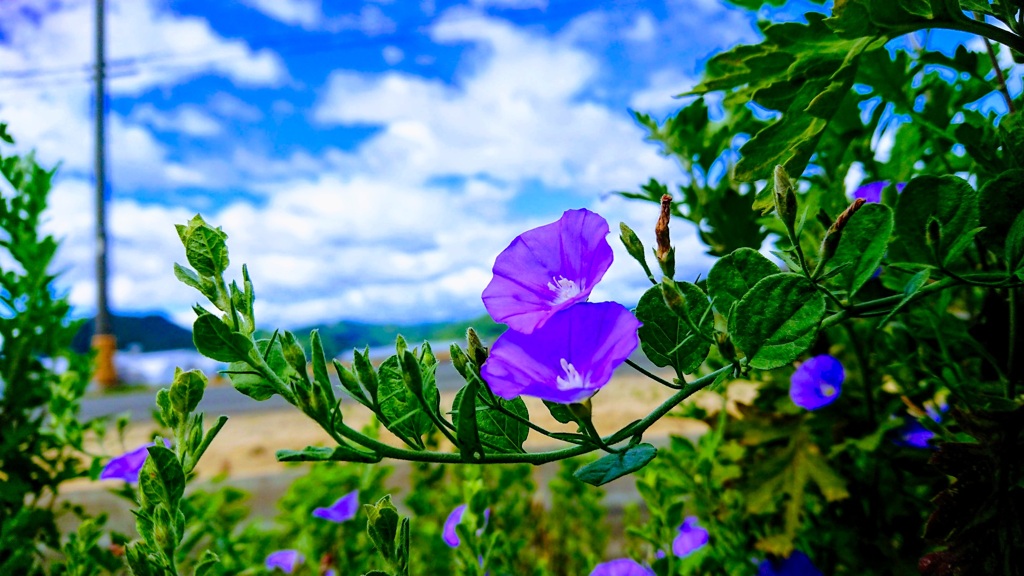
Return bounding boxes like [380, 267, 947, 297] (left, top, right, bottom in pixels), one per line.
[574, 443, 658, 486]
[192, 311, 253, 363]
[979, 169, 1024, 255]
[636, 282, 712, 379]
[826, 202, 893, 297]
[890, 175, 979, 265]
[729, 273, 825, 370]
[275, 445, 380, 464]
[453, 386, 529, 454]
[707, 247, 780, 314]
[139, 445, 184, 510]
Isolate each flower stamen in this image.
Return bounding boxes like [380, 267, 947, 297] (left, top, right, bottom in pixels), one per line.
[556, 358, 591, 391]
[547, 276, 582, 304]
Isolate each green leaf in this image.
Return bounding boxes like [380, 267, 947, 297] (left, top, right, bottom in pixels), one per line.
[334, 358, 371, 409]
[636, 283, 712, 379]
[365, 496, 401, 563]
[890, 175, 979, 265]
[1005, 210, 1024, 280]
[730, 273, 825, 370]
[192, 311, 253, 363]
[707, 247, 780, 313]
[275, 444, 380, 463]
[876, 268, 931, 326]
[194, 550, 220, 576]
[176, 214, 230, 278]
[455, 378, 484, 461]
[139, 445, 184, 511]
[310, 330, 336, 408]
[353, 347, 380, 408]
[169, 368, 206, 416]
[543, 400, 576, 425]
[453, 386, 530, 454]
[827, 202, 893, 296]
[978, 169, 1024, 255]
[376, 354, 440, 449]
[619, 222, 657, 283]
[155, 388, 177, 429]
[573, 443, 658, 486]
[225, 336, 295, 401]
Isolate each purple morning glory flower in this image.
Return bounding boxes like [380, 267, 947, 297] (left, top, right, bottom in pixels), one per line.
[672, 516, 709, 557]
[482, 208, 614, 334]
[790, 355, 844, 410]
[589, 558, 655, 576]
[442, 504, 491, 548]
[896, 404, 944, 448]
[757, 551, 823, 576]
[99, 439, 171, 483]
[481, 302, 641, 404]
[312, 490, 359, 523]
[265, 550, 303, 573]
[852, 181, 906, 203]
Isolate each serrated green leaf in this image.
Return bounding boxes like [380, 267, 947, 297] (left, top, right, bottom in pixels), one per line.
[730, 273, 825, 370]
[827, 202, 893, 296]
[192, 311, 253, 363]
[179, 214, 229, 277]
[636, 283, 712, 379]
[376, 354, 441, 449]
[1006, 210, 1024, 280]
[890, 175, 979, 265]
[574, 443, 658, 486]
[139, 446, 184, 511]
[453, 386, 529, 454]
[707, 247, 780, 313]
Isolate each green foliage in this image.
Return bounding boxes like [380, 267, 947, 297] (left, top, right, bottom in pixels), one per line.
[729, 274, 825, 370]
[574, 443, 658, 486]
[635, 283, 712, 381]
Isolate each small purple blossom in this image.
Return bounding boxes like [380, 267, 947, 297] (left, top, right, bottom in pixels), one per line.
[852, 180, 906, 203]
[481, 302, 641, 403]
[265, 550, 303, 573]
[99, 439, 171, 483]
[672, 516, 709, 557]
[312, 490, 360, 523]
[757, 551, 823, 576]
[590, 558, 655, 576]
[790, 355, 844, 410]
[442, 504, 491, 548]
[897, 404, 944, 449]
[482, 208, 614, 334]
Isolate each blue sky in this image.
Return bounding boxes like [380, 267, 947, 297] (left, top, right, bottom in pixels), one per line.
[0, 0, 795, 328]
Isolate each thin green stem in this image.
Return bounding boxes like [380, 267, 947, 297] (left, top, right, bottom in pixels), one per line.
[625, 358, 682, 389]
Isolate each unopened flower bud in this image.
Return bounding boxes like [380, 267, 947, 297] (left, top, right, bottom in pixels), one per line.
[715, 332, 736, 363]
[819, 198, 865, 266]
[569, 398, 593, 420]
[773, 165, 798, 234]
[655, 195, 675, 278]
[467, 328, 488, 366]
[450, 344, 471, 378]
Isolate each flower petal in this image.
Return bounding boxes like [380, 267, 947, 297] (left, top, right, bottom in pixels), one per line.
[589, 558, 655, 576]
[312, 489, 360, 523]
[482, 209, 614, 333]
[481, 302, 641, 404]
[757, 551, 822, 576]
[443, 504, 467, 548]
[790, 355, 844, 410]
[672, 516, 709, 557]
[265, 550, 303, 573]
[99, 439, 171, 484]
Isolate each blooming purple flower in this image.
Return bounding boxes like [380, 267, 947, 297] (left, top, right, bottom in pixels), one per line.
[757, 551, 822, 576]
[265, 550, 303, 573]
[589, 558, 655, 576]
[481, 302, 641, 404]
[442, 504, 491, 548]
[790, 355, 844, 410]
[896, 404, 944, 448]
[852, 180, 906, 203]
[99, 439, 171, 483]
[312, 490, 360, 523]
[482, 208, 614, 334]
[672, 516, 709, 557]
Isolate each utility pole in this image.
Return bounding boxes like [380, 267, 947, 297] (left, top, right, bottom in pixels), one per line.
[93, 0, 117, 388]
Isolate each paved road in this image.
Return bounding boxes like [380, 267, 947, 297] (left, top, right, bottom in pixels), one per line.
[80, 354, 668, 422]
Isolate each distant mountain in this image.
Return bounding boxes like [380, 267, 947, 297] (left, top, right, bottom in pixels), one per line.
[72, 313, 507, 356]
[283, 314, 507, 356]
[72, 314, 194, 353]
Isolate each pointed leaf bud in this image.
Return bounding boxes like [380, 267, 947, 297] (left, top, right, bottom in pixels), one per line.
[773, 165, 798, 234]
[467, 328, 488, 366]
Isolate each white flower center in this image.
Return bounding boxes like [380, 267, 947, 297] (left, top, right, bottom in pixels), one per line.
[821, 383, 837, 397]
[555, 358, 591, 391]
[547, 275, 582, 304]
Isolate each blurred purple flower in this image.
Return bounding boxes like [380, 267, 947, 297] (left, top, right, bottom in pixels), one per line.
[757, 551, 822, 576]
[897, 404, 944, 449]
[482, 208, 614, 334]
[442, 504, 491, 548]
[481, 302, 641, 403]
[99, 439, 171, 483]
[265, 550, 303, 573]
[312, 490, 359, 523]
[852, 181, 905, 203]
[589, 558, 655, 576]
[790, 355, 844, 410]
[672, 516, 709, 557]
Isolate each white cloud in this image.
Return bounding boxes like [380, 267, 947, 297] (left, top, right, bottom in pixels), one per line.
[132, 104, 222, 137]
[208, 92, 263, 122]
[382, 45, 404, 65]
[624, 11, 657, 43]
[470, 0, 547, 9]
[629, 69, 697, 115]
[241, 0, 322, 28]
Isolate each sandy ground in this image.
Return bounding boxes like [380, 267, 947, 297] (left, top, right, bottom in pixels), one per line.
[61, 370, 716, 535]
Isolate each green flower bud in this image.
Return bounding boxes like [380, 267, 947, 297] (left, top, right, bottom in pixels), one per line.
[467, 328, 488, 366]
[773, 165, 798, 234]
[654, 194, 676, 279]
